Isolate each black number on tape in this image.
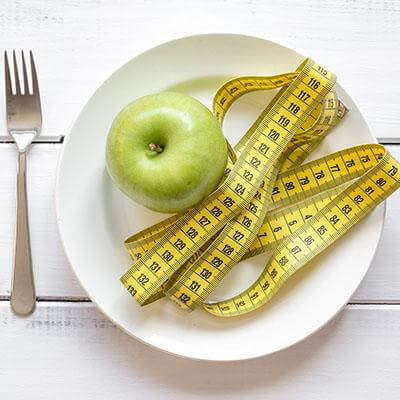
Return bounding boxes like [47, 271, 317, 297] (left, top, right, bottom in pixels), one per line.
[200, 268, 212, 279]
[376, 178, 386, 187]
[248, 203, 258, 214]
[278, 257, 288, 266]
[162, 250, 174, 262]
[138, 273, 149, 285]
[315, 170, 325, 180]
[243, 170, 253, 182]
[242, 216, 252, 228]
[174, 239, 186, 251]
[354, 195, 364, 204]
[211, 206, 223, 217]
[250, 157, 261, 168]
[288, 102, 300, 114]
[268, 129, 280, 141]
[329, 215, 340, 225]
[189, 281, 201, 292]
[291, 246, 302, 254]
[149, 261, 161, 273]
[233, 231, 244, 242]
[250, 292, 259, 300]
[262, 281, 270, 290]
[361, 155, 370, 163]
[186, 227, 198, 239]
[178, 293, 191, 304]
[211, 257, 223, 268]
[258, 143, 269, 154]
[389, 166, 398, 176]
[365, 186, 375, 195]
[304, 235, 314, 245]
[285, 182, 295, 190]
[222, 245, 234, 255]
[128, 286, 137, 296]
[298, 90, 311, 101]
[235, 183, 245, 196]
[307, 77, 320, 90]
[300, 176, 310, 185]
[199, 216, 211, 227]
[330, 164, 340, 172]
[223, 197, 235, 207]
[342, 204, 352, 214]
[278, 115, 290, 128]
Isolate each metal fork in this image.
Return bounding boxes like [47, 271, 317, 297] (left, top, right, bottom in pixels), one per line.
[4, 50, 42, 315]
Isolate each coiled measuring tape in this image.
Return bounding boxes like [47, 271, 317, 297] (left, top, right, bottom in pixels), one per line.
[120, 58, 400, 317]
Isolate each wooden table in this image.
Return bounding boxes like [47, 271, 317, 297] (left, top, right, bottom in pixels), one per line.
[1, 1, 399, 398]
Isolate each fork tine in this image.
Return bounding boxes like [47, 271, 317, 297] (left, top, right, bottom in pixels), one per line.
[30, 51, 39, 96]
[4, 51, 12, 97]
[12, 50, 21, 95]
[21, 50, 29, 95]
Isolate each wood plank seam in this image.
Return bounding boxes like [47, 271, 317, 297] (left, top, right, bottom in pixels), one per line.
[1, 295, 400, 305]
[0, 135, 64, 144]
[0, 137, 398, 145]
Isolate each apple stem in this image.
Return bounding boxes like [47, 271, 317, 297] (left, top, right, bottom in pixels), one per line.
[148, 143, 163, 153]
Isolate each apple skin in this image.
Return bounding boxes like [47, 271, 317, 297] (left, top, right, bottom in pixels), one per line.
[106, 92, 228, 213]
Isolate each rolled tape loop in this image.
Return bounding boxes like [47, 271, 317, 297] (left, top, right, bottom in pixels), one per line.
[120, 59, 400, 317]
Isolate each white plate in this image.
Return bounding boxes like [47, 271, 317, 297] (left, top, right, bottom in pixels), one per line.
[56, 34, 384, 361]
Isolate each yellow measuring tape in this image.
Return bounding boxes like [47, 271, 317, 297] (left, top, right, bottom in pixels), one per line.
[120, 58, 400, 317]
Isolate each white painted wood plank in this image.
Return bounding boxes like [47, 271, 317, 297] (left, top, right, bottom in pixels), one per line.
[0, 302, 399, 399]
[0, 0, 399, 139]
[1, 144, 400, 301]
[0, 144, 85, 298]
[353, 150, 400, 301]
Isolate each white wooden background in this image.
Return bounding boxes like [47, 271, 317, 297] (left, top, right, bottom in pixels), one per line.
[1, 1, 400, 398]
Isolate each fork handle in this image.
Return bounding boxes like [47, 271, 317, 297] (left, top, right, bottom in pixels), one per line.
[11, 151, 36, 315]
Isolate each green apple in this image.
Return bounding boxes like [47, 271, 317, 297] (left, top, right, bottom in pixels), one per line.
[106, 92, 228, 213]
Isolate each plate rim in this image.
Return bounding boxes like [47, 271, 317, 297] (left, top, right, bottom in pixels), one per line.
[55, 32, 384, 361]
